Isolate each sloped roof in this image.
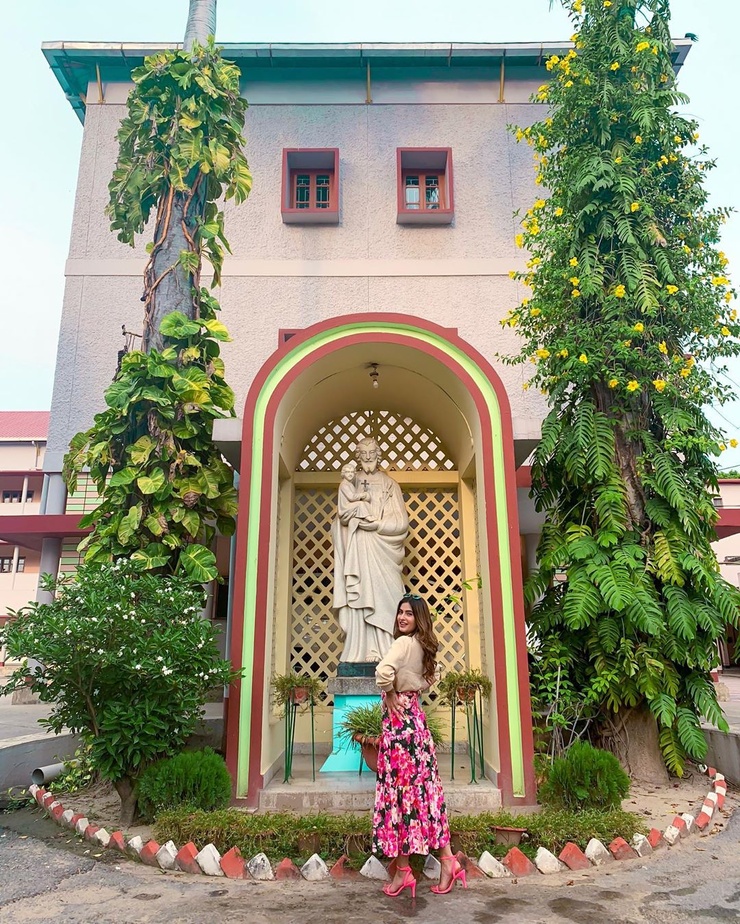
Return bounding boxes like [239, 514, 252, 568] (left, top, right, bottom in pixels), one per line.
[0, 412, 49, 440]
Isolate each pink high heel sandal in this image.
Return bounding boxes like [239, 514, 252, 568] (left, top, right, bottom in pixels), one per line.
[430, 855, 468, 894]
[383, 865, 416, 898]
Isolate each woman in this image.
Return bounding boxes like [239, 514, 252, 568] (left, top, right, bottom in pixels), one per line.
[372, 594, 467, 897]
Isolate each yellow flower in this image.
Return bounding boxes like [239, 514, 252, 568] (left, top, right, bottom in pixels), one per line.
[573, 0, 583, 11]
[725, 293, 733, 304]
[603, 0, 612, 6]
[554, 207, 564, 217]
[615, 284, 627, 298]
[515, 233, 524, 248]
[665, 284, 678, 295]
[682, 244, 692, 254]
[564, 80, 574, 88]
[636, 41, 650, 52]
[720, 443, 727, 451]
[569, 257, 578, 267]
[652, 379, 666, 392]
[674, 135, 682, 143]
[522, 382, 530, 390]
[679, 367, 690, 378]
[685, 355, 695, 367]
[732, 439, 739, 449]
[610, 62, 620, 71]
[535, 174, 543, 185]
[630, 202, 640, 212]
[578, 353, 588, 364]
[530, 308, 541, 317]
[623, 339, 632, 347]
[693, 131, 700, 141]
[731, 309, 738, 321]
[534, 199, 546, 210]
[608, 378, 619, 388]
[572, 289, 581, 297]
[651, 45, 658, 54]
[569, 277, 580, 286]
[509, 270, 517, 279]
[515, 128, 525, 142]
[712, 276, 730, 286]
[558, 349, 569, 358]
[633, 321, 644, 332]
[614, 156, 622, 164]
[634, 135, 643, 144]
[626, 380, 640, 392]
[721, 327, 731, 337]
[536, 349, 551, 360]
[658, 341, 668, 354]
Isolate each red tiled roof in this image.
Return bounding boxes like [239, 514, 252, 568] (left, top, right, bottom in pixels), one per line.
[0, 412, 49, 440]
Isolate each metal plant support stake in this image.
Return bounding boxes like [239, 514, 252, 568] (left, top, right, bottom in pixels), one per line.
[283, 695, 317, 783]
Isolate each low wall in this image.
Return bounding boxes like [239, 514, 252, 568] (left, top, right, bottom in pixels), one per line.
[703, 728, 740, 786]
[0, 731, 79, 794]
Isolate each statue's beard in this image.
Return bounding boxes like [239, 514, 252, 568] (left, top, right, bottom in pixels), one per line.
[360, 460, 376, 474]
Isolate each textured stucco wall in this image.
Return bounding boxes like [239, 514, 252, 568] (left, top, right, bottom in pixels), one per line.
[48, 78, 550, 461]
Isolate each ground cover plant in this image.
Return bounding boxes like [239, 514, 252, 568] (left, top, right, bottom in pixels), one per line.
[154, 806, 646, 865]
[0, 562, 234, 824]
[508, 0, 740, 778]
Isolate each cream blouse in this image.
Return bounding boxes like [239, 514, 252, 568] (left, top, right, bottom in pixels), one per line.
[375, 634, 429, 693]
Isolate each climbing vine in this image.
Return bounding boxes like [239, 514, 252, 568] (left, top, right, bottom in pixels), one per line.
[64, 40, 252, 582]
[507, 0, 740, 774]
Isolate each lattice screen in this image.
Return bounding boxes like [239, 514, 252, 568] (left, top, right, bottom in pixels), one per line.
[298, 410, 455, 472]
[289, 487, 467, 699]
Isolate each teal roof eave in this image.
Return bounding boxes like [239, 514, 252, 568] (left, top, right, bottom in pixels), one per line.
[42, 38, 693, 125]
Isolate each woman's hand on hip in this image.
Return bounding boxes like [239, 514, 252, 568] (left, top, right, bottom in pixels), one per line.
[384, 690, 403, 719]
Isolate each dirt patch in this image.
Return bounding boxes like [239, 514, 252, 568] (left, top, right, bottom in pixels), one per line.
[52, 779, 154, 842]
[621, 767, 736, 835]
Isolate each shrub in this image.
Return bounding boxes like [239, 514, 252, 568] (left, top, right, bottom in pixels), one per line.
[538, 740, 630, 811]
[137, 748, 232, 821]
[154, 806, 647, 864]
[0, 561, 237, 823]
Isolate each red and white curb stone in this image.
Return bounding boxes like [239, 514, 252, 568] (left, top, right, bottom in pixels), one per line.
[25, 766, 731, 884]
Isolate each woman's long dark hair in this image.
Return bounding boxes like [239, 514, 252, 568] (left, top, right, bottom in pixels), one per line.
[394, 596, 439, 685]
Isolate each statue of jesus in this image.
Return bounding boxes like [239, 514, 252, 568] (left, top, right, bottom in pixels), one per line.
[332, 437, 409, 662]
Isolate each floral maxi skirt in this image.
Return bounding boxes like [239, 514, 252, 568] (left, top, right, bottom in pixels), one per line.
[372, 691, 451, 857]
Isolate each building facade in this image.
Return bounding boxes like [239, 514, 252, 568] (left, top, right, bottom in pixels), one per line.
[0, 412, 47, 667]
[32, 39, 699, 807]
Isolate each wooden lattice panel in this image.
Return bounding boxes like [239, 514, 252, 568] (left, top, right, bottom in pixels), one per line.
[298, 410, 455, 472]
[288, 487, 467, 697]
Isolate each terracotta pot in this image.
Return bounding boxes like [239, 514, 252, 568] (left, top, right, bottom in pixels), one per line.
[353, 734, 380, 772]
[289, 686, 310, 705]
[456, 686, 477, 703]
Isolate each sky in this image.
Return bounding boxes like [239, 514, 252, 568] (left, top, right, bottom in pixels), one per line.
[3, 0, 740, 467]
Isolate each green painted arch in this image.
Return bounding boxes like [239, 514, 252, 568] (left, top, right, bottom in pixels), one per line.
[234, 317, 529, 798]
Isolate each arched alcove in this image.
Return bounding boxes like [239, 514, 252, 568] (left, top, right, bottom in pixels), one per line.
[225, 314, 536, 808]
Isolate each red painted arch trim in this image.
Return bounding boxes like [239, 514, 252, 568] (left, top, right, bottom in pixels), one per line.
[225, 313, 536, 806]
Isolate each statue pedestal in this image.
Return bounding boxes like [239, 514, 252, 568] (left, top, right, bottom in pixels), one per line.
[320, 668, 380, 773]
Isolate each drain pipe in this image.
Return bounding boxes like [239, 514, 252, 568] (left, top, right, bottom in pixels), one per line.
[31, 762, 66, 786]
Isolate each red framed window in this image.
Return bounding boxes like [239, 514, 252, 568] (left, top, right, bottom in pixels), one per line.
[282, 149, 339, 225]
[397, 148, 454, 225]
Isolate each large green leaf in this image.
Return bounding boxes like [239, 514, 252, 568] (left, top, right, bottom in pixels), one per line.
[159, 312, 201, 340]
[179, 544, 218, 583]
[137, 468, 167, 495]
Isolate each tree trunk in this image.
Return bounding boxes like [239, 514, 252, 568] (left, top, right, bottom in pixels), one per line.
[142, 186, 204, 353]
[598, 706, 669, 785]
[183, 0, 217, 51]
[113, 776, 138, 827]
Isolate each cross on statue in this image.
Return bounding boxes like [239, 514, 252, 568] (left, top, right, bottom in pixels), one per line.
[360, 479, 370, 492]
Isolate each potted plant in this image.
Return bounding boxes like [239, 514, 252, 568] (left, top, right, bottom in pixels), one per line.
[339, 702, 445, 772]
[438, 667, 492, 706]
[270, 672, 323, 710]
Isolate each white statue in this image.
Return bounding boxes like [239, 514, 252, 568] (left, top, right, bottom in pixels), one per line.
[332, 438, 409, 662]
